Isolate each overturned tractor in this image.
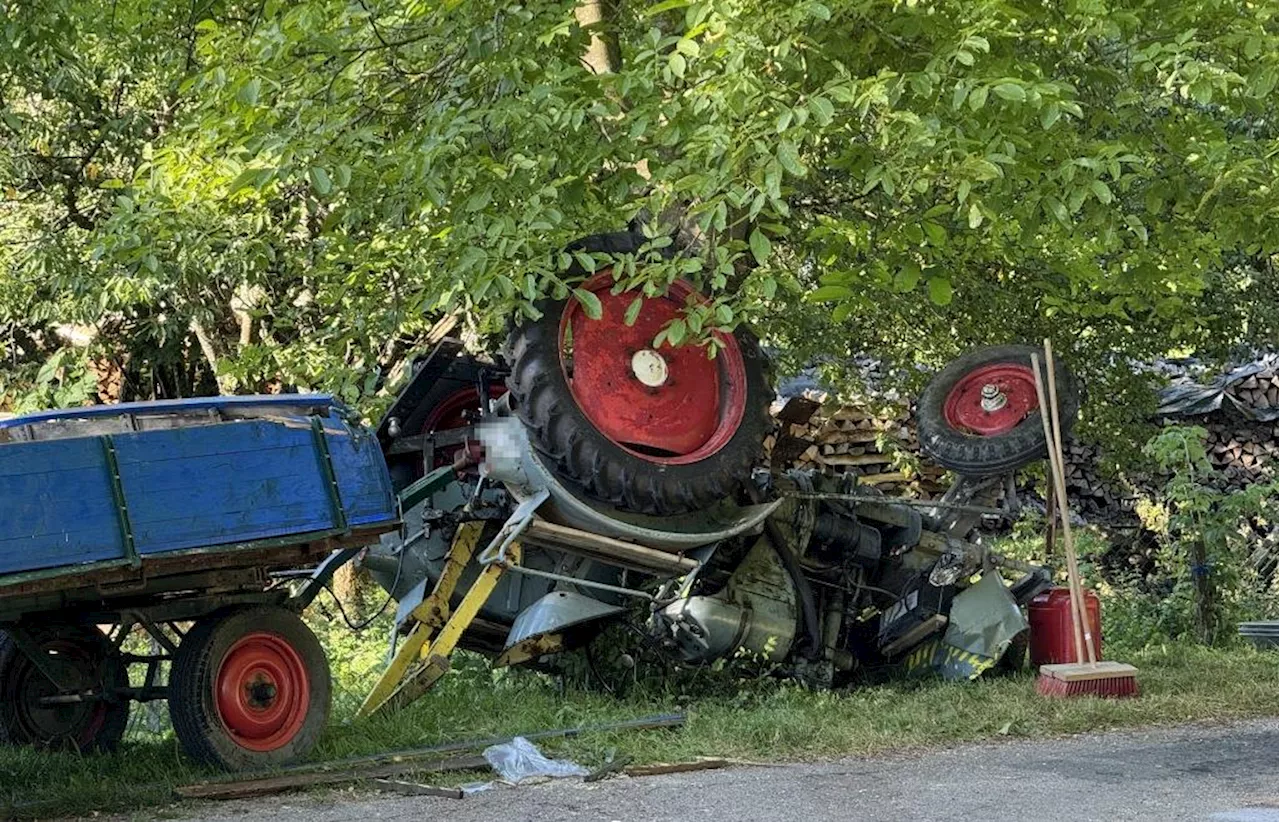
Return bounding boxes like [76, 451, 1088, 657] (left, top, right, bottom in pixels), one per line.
[359, 248, 1078, 715]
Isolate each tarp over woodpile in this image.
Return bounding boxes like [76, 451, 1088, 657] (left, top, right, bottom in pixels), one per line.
[1156, 354, 1279, 422]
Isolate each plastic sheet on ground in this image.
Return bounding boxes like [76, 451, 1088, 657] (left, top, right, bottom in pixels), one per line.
[458, 736, 590, 793]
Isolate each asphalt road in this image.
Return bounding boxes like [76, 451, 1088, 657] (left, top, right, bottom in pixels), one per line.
[175, 719, 1278, 822]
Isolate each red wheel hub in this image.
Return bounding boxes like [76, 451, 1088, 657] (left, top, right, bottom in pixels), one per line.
[214, 632, 310, 752]
[942, 362, 1039, 436]
[420, 385, 505, 470]
[559, 272, 746, 465]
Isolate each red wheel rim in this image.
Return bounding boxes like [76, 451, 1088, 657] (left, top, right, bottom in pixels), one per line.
[942, 362, 1039, 436]
[420, 385, 505, 470]
[214, 632, 310, 753]
[558, 271, 747, 465]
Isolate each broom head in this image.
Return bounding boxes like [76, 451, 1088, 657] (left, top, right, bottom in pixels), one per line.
[1036, 661, 1140, 699]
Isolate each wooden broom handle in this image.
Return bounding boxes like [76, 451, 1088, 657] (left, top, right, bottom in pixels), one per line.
[1031, 353, 1087, 666]
[1043, 340, 1097, 664]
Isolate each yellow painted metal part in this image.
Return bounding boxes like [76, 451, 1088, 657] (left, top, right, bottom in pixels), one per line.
[356, 523, 494, 718]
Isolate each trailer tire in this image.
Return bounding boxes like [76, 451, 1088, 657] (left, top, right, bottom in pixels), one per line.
[169, 607, 330, 770]
[507, 233, 772, 515]
[0, 625, 129, 752]
[917, 345, 1080, 476]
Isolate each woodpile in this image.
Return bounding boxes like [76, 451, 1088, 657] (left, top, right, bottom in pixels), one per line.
[1187, 418, 1278, 488]
[1226, 368, 1279, 415]
[763, 396, 950, 497]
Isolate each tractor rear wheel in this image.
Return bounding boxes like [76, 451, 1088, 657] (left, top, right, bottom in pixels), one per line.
[507, 266, 772, 515]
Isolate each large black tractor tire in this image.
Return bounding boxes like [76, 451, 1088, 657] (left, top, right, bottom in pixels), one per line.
[917, 344, 1080, 476]
[0, 625, 130, 753]
[506, 234, 773, 515]
[169, 607, 330, 770]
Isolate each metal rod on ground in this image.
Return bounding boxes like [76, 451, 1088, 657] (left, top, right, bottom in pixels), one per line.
[174, 713, 687, 798]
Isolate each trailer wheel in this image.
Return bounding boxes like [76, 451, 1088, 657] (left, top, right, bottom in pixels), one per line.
[917, 344, 1080, 476]
[169, 607, 330, 770]
[0, 625, 129, 752]
[508, 266, 772, 515]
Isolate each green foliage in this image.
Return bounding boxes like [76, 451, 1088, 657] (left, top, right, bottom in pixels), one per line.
[1, 0, 1276, 436]
[1137, 425, 1278, 644]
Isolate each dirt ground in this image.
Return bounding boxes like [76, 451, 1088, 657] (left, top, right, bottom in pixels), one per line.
[158, 718, 1278, 822]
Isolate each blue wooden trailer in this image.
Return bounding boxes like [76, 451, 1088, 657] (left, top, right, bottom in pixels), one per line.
[0, 395, 398, 769]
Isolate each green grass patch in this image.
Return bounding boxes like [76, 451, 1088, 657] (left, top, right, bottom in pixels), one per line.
[1, 636, 1274, 819]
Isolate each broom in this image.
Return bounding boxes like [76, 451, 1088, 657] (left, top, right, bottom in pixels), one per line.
[1032, 340, 1139, 698]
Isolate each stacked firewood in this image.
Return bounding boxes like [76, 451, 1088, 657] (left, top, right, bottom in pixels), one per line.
[762, 396, 950, 496]
[1194, 418, 1279, 485]
[1226, 368, 1279, 414]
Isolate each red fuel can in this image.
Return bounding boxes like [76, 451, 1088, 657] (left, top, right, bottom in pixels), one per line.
[1028, 587, 1102, 666]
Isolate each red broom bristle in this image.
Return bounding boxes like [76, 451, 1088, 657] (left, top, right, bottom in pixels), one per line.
[1036, 672, 1140, 699]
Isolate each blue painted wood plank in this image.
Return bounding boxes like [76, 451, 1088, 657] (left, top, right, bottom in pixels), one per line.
[0, 438, 126, 574]
[0, 407, 397, 579]
[0, 439, 113, 477]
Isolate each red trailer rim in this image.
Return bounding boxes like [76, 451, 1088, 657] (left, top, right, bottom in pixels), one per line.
[558, 272, 747, 465]
[215, 632, 310, 752]
[942, 362, 1039, 436]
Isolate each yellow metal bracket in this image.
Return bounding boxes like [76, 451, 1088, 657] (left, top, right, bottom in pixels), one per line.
[357, 522, 484, 718]
[357, 490, 549, 719]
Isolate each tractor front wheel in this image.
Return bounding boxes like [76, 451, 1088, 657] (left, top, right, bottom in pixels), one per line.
[917, 344, 1080, 476]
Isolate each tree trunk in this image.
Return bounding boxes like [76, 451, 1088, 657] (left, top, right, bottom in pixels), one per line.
[1190, 538, 1216, 644]
[574, 0, 621, 74]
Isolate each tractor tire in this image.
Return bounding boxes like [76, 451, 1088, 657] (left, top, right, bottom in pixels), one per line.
[917, 344, 1080, 476]
[169, 607, 330, 770]
[506, 236, 772, 515]
[0, 625, 129, 752]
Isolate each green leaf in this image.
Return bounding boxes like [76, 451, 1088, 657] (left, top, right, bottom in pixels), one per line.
[808, 285, 854, 302]
[465, 188, 492, 212]
[665, 318, 687, 345]
[308, 167, 332, 196]
[237, 77, 261, 106]
[749, 229, 772, 265]
[927, 276, 953, 305]
[968, 85, 989, 110]
[808, 96, 835, 126]
[777, 141, 807, 177]
[715, 303, 733, 324]
[896, 262, 921, 291]
[1090, 179, 1113, 204]
[573, 288, 603, 320]
[624, 296, 643, 326]
[1040, 104, 1061, 129]
[923, 222, 947, 246]
[643, 0, 689, 16]
[992, 83, 1025, 102]
[668, 53, 687, 78]
[955, 50, 974, 66]
[775, 109, 793, 133]
[968, 202, 984, 229]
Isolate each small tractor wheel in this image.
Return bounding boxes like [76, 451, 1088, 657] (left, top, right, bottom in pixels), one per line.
[917, 344, 1080, 476]
[0, 625, 130, 752]
[169, 607, 330, 770]
[507, 258, 773, 515]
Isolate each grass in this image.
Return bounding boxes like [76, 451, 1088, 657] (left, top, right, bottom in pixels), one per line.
[1, 624, 1275, 819]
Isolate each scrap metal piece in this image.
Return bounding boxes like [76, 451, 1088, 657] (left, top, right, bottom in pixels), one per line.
[503, 591, 626, 649]
[932, 572, 1028, 680]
